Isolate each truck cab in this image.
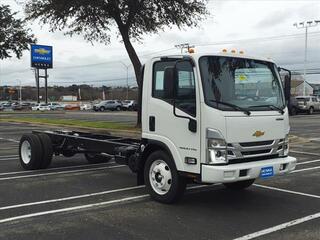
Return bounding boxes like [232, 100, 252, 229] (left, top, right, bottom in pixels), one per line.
[140, 52, 296, 202]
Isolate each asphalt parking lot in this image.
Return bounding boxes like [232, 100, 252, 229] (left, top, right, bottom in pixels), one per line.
[0, 114, 319, 240]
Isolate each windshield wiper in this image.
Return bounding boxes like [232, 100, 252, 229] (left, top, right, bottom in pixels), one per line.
[209, 100, 251, 116]
[248, 104, 284, 114]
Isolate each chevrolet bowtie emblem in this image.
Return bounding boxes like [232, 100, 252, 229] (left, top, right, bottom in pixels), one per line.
[253, 131, 265, 137]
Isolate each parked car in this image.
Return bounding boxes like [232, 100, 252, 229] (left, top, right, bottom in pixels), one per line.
[93, 100, 122, 111]
[0, 105, 4, 111]
[48, 103, 64, 111]
[31, 103, 51, 111]
[288, 97, 299, 115]
[121, 100, 138, 111]
[80, 103, 93, 111]
[295, 96, 320, 114]
[64, 104, 80, 111]
[11, 103, 23, 111]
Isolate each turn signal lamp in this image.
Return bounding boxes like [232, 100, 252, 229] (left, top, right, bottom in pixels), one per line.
[188, 48, 195, 54]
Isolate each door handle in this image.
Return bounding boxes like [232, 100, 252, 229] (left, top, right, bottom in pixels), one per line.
[149, 116, 155, 132]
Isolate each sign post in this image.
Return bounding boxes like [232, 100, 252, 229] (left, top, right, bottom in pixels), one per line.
[31, 45, 53, 104]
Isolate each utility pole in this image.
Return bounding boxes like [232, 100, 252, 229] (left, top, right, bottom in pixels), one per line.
[175, 43, 195, 54]
[119, 61, 131, 99]
[293, 20, 320, 96]
[17, 79, 22, 103]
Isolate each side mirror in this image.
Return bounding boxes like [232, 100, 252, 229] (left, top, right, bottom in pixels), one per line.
[284, 75, 291, 102]
[163, 66, 176, 99]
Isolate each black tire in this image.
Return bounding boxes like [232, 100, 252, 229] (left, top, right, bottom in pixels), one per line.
[224, 179, 255, 190]
[100, 106, 105, 112]
[309, 107, 314, 115]
[85, 153, 111, 164]
[37, 133, 53, 169]
[19, 134, 43, 170]
[116, 106, 121, 111]
[144, 150, 186, 204]
[291, 107, 297, 116]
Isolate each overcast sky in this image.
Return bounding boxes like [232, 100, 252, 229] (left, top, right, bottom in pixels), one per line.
[0, 0, 320, 87]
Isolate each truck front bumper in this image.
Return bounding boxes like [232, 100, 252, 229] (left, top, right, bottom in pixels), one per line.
[201, 156, 297, 183]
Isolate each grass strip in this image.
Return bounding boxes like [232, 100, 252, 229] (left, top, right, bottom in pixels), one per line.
[0, 117, 136, 131]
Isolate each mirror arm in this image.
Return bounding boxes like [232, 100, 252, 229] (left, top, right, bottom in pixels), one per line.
[173, 100, 197, 133]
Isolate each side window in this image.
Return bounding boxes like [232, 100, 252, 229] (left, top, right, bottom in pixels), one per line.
[153, 61, 175, 98]
[152, 60, 196, 117]
[176, 61, 196, 117]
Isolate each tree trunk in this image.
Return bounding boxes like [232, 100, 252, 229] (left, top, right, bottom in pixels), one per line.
[120, 31, 142, 127]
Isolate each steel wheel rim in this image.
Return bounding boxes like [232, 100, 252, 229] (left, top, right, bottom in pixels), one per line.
[21, 140, 31, 164]
[149, 159, 172, 195]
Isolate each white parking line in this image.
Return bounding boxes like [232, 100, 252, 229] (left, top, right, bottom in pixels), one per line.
[233, 212, 320, 240]
[297, 159, 320, 165]
[234, 185, 320, 240]
[2, 138, 19, 143]
[0, 194, 149, 224]
[0, 155, 19, 158]
[0, 162, 115, 176]
[254, 184, 320, 199]
[0, 185, 209, 224]
[292, 166, 320, 173]
[0, 165, 126, 181]
[291, 150, 320, 157]
[0, 185, 145, 210]
[0, 157, 18, 161]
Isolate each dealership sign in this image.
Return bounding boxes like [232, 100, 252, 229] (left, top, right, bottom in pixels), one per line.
[31, 44, 53, 69]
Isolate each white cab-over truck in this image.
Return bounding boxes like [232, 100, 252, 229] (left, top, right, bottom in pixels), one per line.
[19, 51, 297, 203]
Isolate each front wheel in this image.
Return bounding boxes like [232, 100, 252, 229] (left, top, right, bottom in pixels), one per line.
[223, 179, 255, 190]
[144, 150, 186, 204]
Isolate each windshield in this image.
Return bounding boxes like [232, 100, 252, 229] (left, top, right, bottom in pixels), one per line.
[199, 56, 285, 111]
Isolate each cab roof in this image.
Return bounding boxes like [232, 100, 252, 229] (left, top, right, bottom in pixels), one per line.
[152, 52, 275, 64]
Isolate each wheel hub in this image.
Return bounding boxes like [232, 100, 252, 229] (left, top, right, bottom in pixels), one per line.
[149, 160, 172, 195]
[21, 140, 31, 164]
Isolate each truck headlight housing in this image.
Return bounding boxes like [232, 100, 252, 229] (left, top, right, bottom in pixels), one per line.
[283, 134, 289, 156]
[279, 134, 289, 157]
[206, 129, 228, 164]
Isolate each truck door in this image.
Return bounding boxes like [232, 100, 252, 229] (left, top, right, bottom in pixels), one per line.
[147, 59, 201, 174]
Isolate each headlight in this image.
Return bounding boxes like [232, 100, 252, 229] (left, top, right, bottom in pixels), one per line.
[279, 134, 289, 157]
[284, 134, 289, 156]
[206, 129, 228, 164]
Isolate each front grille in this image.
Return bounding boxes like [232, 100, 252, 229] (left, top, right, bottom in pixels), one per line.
[239, 140, 273, 147]
[227, 139, 283, 160]
[241, 149, 271, 156]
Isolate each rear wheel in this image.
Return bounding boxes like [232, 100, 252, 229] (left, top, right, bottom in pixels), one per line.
[116, 106, 121, 111]
[85, 153, 111, 164]
[37, 133, 53, 169]
[100, 106, 105, 112]
[19, 134, 43, 170]
[224, 179, 255, 190]
[144, 150, 186, 203]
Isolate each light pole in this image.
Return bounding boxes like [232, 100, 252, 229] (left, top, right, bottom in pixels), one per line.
[16, 79, 22, 103]
[293, 20, 320, 96]
[119, 61, 131, 99]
